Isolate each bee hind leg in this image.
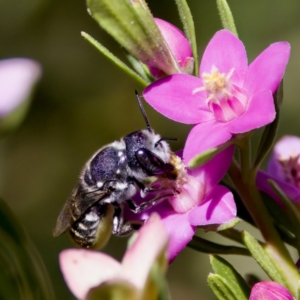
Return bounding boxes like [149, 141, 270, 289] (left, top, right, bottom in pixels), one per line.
[112, 205, 143, 236]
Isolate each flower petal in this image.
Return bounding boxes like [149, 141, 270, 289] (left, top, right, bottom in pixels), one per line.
[250, 281, 294, 300]
[200, 30, 248, 85]
[125, 201, 195, 263]
[154, 18, 192, 66]
[143, 74, 213, 124]
[183, 121, 232, 163]
[59, 249, 122, 300]
[188, 185, 236, 226]
[122, 213, 169, 289]
[227, 90, 275, 134]
[0, 58, 41, 117]
[267, 135, 300, 182]
[244, 42, 291, 96]
[189, 145, 235, 192]
[149, 18, 193, 78]
[160, 210, 196, 262]
[256, 170, 300, 204]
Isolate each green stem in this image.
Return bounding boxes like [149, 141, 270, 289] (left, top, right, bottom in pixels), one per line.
[228, 159, 300, 295]
[238, 137, 251, 183]
[216, 0, 238, 37]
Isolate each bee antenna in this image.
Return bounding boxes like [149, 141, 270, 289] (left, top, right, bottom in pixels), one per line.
[135, 90, 152, 132]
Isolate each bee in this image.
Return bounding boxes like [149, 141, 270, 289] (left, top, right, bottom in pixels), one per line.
[53, 91, 183, 249]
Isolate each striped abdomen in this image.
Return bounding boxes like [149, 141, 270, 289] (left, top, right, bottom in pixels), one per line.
[69, 203, 114, 249]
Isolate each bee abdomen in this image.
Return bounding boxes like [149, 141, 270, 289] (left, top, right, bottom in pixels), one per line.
[69, 203, 114, 249]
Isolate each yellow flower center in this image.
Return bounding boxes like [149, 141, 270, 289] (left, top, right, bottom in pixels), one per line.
[192, 66, 247, 122]
[194, 66, 234, 103]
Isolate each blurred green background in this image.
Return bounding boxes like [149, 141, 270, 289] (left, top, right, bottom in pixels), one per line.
[1, 0, 300, 299]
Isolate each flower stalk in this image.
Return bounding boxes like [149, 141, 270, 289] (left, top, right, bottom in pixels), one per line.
[228, 157, 300, 295]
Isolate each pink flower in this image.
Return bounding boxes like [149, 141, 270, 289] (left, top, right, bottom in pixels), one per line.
[249, 281, 294, 300]
[256, 136, 300, 205]
[126, 145, 236, 262]
[0, 58, 41, 118]
[143, 29, 290, 159]
[59, 214, 168, 300]
[148, 18, 193, 78]
[267, 135, 300, 187]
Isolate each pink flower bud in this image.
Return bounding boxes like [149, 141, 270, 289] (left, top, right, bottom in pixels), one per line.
[148, 18, 193, 78]
[250, 281, 294, 300]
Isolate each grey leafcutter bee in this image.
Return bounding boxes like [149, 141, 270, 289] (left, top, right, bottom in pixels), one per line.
[53, 91, 184, 249]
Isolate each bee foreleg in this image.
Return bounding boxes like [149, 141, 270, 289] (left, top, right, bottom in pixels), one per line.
[126, 192, 174, 214]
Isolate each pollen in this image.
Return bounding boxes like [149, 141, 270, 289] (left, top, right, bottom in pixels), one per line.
[193, 66, 234, 104]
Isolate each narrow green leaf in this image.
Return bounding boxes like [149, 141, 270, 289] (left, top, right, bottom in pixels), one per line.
[210, 255, 251, 300]
[261, 191, 294, 233]
[0, 198, 55, 300]
[125, 52, 154, 82]
[253, 81, 283, 171]
[188, 140, 234, 169]
[207, 273, 239, 300]
[260, 191, 300, 249]
[268, 179, 300, 226]
[218, 228, 246, 246]
[268, 179, 300, 248]
[276, 225, 298, 248]
[217, 218, 240, 231]
[188, 147, 219, 169]
[174, 0, 199, 76]
[82, 32, 149, 87]
[216, 0, 238, 36]
[188, 235, 250, 256]
[242, 231, 285, 285]
[87, 0, 181, 75]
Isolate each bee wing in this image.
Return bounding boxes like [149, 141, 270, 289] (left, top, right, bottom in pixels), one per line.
[53, 185, 110, 237]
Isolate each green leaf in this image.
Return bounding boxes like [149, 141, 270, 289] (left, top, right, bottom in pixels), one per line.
[174, 0, 199, 76]
[87, 0, 181, 75]
[210, 255, 250, 300]
[268, 179, 300, 249]
[188, 140, 234, 169]
[188, 147, 220, 169]
[216, 0, 238, 36]
[87, 280, 139, 300]
[218, 228, 247, 246]
[125, 52, 154, 82]
[82, 32, 149, 87]
[260, 191, 300, 248]
[261, 191, 294, 233]
[0, 198, 55, 300]
[188, 235, 250, 256]
[207, 273, 239, 300]
[242, 231, 285, 285]
[253, 81, 283, 171]
[217, 218, 240, 231]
